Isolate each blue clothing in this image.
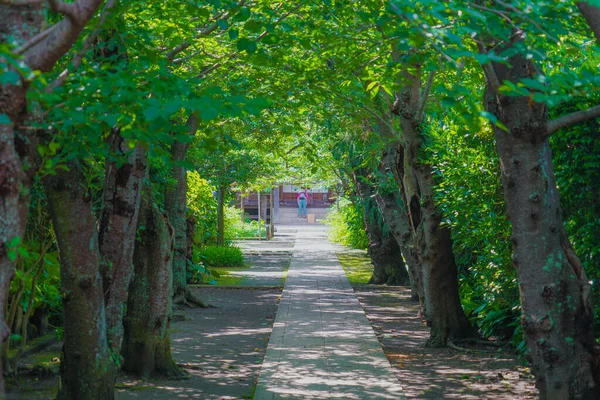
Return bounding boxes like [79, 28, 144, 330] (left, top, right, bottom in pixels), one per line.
[298, 199, 307, 217]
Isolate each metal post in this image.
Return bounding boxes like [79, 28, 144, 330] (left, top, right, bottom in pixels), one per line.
[257, 190, 261, 241]
[270, 188, 275, 239]
[273, 186, 280, 224]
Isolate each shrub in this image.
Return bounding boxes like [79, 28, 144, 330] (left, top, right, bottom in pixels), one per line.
[224, 206, 267, 239]
[324, 198, 368, 250]
[424, 116, 522, 347]
[197, 244, 245, 268]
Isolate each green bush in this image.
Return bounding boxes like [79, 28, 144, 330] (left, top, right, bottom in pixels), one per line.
[424, 116, 522, 347]
[197, 245, 245, 268]
[324, 198, 368, 250]
[224, 206, 267, 239]
[187, 171, 218, 244]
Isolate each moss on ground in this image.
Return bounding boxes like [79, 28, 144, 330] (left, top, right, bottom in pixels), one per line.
[336, 253, 374, 285]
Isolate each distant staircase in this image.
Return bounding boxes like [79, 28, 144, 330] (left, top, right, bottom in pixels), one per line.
[277, 205, 330, 224]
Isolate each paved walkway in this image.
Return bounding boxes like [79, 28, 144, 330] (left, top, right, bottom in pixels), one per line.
[254, 226, 405, 399]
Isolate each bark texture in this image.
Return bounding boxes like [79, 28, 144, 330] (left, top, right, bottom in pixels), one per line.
[1, 2, 111, 396]
[0, 6, 46, 394]
[43, 163, 113, 400]
[484, 52, 600, 399]
[98, 130, 147, 353]
[165, 114, 199, 299]
[123, 192, 181, 378]
[353, 170, 410, 286]
[375, 144, 425, 309]
[392, 86, 474, 347]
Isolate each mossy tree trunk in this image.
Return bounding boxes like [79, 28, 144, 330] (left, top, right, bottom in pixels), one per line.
[43, 162, 113, 400]
[165, 114, 199, 302]
[483, 50, 600, 399]
[391, 79, 474, 347]
[353, 169, 410, 286]
[375, 142, 425, 309]
[98, 129, 147, 377]
[123, 191, 181, 378]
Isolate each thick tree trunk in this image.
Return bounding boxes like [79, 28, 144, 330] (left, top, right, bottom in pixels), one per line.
[165, 139, 189, 298]
[393, 88, 474, 347]
[353, 170, 410, 286]
[0, 6, 46, 395]
[123, 192, 181, 378]
[186, 216, 197, 262]
[375, 144, 425, 309]
[43, 162, 113, 400]
[484, 53, 600, 399]
[165, 115, 199, 300]
[98, 130, 147, 357]
[216, 185, 226, 246]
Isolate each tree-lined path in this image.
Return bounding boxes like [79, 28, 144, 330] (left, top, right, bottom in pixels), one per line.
[255, 225, 405, 399]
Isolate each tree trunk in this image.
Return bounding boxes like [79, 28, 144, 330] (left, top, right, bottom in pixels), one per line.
[375, 143, 425, 309]
[353, 170, 410, 286]
[393, 87, 474, 347]
[484, 52, 600, 399]
[186, 215, 197, 262]
[123, 191, 181, 378]
[98, 130, 147, 363]
[0, 6, 46, 394]
[165, 114, 199, 300]
[216, 185, 226, 246]
[43, 162, 113, 400]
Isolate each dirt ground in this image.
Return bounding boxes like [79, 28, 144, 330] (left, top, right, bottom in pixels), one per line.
[354, 285, 538, 399]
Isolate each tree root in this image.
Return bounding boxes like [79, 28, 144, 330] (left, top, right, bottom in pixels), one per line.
[447, 341, 497, 354]
[173, 288, 214, 308]
[453, 337, 503, 347]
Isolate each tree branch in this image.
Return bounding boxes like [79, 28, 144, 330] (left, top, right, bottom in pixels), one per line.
[546, 104, 600, 136]
[165, 0, 247, 62]
[577, 1, 600, 45]
[0, 0, 44, 5]
[48, 0, 78, 21]
[417, 69, 435, 123]
[23, 0, 108, 72]
[49, 0, 118, 89]
[475, 40, 502, 94]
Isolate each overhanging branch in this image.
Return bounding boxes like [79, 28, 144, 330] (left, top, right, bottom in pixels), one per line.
[546, 104, 600, 136]
[577, 2, 600, 45]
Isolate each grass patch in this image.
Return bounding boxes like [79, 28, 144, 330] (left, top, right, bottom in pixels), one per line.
[197, 245, 245, 268]
[336, 252, 373, 285]
[211, 266, 250, 286]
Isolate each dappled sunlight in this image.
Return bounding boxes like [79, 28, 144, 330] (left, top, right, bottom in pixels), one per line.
[255, 226, 405, 399]
[351, 284, 536, 399]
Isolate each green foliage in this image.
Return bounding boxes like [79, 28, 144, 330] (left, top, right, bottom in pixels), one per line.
[196, 245, 245, 269]
[224, 206, 267, 240]
[424, 116, 522, 347]
[551, 101, 600, 312]
[187, 171, 218, 244]
[324, 199, 368, 250]
[186, 260, 219, 285]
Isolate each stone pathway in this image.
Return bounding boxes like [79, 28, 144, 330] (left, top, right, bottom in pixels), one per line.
[254, 226, 405, 399]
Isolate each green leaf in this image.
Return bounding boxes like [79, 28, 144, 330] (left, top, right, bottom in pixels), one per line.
[244, 20, 262, 33]
[217, 19, 228, 30]
[366, 81, 379, 92]
[236, 38, 257, 54]
[200, 107, 219, 121]
[0, 113, 10, 124]
[0, 71, 20, 85]
[229, 29, 239, 40]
